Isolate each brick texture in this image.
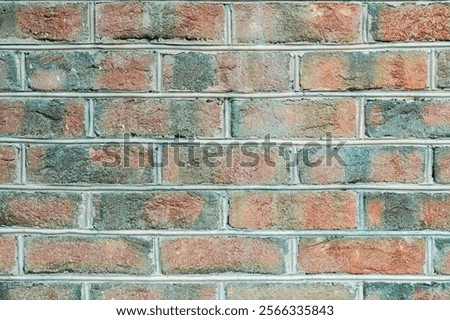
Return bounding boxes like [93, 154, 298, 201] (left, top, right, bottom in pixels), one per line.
[0, 0, 449, 301]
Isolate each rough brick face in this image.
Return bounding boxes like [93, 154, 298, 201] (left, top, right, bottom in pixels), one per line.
[365, 99, 450, 138]
[229, 191, 357, 230]
[27, 51, 155, 91]
[233, 3, 360, 44]
[91, 283, 216, 300]
[0, 192, 81, 228]
[434, 239, 450, 275]
[298, 238, 425, 274]
[0, 99, 84, 138]
[0, 146, 17, 184]
[25, 237, 153, 274]
[15, 4, 88, 42]
[161, 237, 285, 274]
[301, 51, 428, 90]
[97, 2, 225, 42]
[93, 192, 220, 230]
[0, 52, 19, 90]
[227, 283, 356, 300]
[1, 0, 450, 301]
[163, 52, 290, 92]
[364, 283, 450, 300]
[27, 145, 154, 184]
[0, 283, 82, 300]
[365, 193, 450, 230]
[437, 50, 450, 88]
[94, 99, 223, 138]
[0, 237, 16, 275]
[299, 146, 426, 184]
[369, 4, 450, 42]
[163, 145, 289, 185]
[231, 99, 357, 138]
[433, 147, 450, 183]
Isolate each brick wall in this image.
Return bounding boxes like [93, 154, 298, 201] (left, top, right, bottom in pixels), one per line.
[1, 1, 450, 300]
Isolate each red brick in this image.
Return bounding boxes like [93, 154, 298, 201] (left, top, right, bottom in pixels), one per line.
[229, 191, 357, 230]
[16, 4, 87, 42]
[433, 148, 450, 183]
[298, 238, 425, 274]
[299, 146, 425, 184]
[370, 4, 450, 42]
[91, 283, 216, 300]
[227, 283, 356, 300]
[0, 283, 81, 300]
[25, 237, 153, 274]
[0, 99, 84, 138]
[0, 237, 16, 275]
[27, 51, 155, 92]
[93, 192, 220, 230]
[95, 98, 223, 138]
[234, 3, 360, 44]
[301, 51, 428, 91]
[231, 99, 356, 138]
[97, 2, 225, 42]
[0, 146, 17, 183]
[161, 237, 285, 274]
[163, 52, 290, 92]
[163, 145, 289, 185]
[0, 192, 81, 228]
[365, 193, 450, 230]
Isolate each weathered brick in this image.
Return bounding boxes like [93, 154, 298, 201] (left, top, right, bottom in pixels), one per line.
[433, 147, 450, 184]
[27, 144, 154, 185]
[25, 237, 153, 274]
[163, 145, 289, 185]
[0, 99, 84, 138]
[231, 99, 356, 138]
[299, 146, 425, 184]
[301, 51, 428, 91]
[93, 192, 220, 230]
[27, 51, 154, 91]
[0, 146, 17, 184]
[365, 193, 450, 230]
[94, 99, 223, 138]
[437, 50, 450, 89]
[0, 192, 81, 228]
[0, 283, 81, 300]
[364, 282, 450, 300]
[227, 283, 356, 300]
[0, 52, 19, 90]
[433, 239, 450, 275]
[369, 3, 450, 42]
[163, 52, 290, 92]
[298, 238, 425, 274]
[14, 3, 88, 42]
[161, 237, 285, 274]
[97, 2, 225, 42]
[366, 99, 450, 138]
[91, 283, 216, 300]
[0, 237, 16, 275]
[234, 3, 360, 44]
[229, 191, 357, 230]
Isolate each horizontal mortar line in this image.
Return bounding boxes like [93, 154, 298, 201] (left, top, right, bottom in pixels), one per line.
[2, 137, 450, 146]
[2, 228, 450, 237]
[2, 90, 450, 99]
[2, 183, 450, 192]
[1, 274, 450, 283]
[2, 41, 450, 52]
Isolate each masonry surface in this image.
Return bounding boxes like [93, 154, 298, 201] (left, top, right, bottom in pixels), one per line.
[2, 0, 450, 300]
